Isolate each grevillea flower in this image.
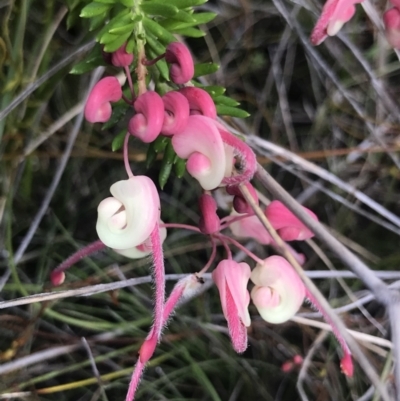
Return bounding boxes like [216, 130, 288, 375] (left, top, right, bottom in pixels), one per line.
[165, 42, 194, 84]
[310, 0, 363, 45]
[84, 76, 122, 123]
[128, 91, 164, 143]
[96, 176, 160, 250]
[384, 2, 400, 49]
[212, 260, 251, 353]
[179, 87, 217, 119]
[113, 224, 167, 259]
[250, 256, 305, 324]
[226, 182, 259, 214]
[172, 115, 226, 190]
[161, 91, 190, 136]
[198, 193, 220, 234]
[265, 201, 318, 241]
[111, 43, 134, 67]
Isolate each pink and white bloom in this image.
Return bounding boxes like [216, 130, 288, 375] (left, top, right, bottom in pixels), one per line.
[310, 0, 363, 45]
[212, 260, 251, 353]
[165, 42, 194, 84]
[96, 176, 160, 250]
[84, 76, 122, 123]
[111, 43, 134, 67]
[128, 91, 164, 143]
[251, 256, 305, 324]
[265, 201, 318, 241]
[161, 91, 190, 136]
[179, 87, 217, 119]
[384, 1, 400, 49]
[172, 115, 226, 190]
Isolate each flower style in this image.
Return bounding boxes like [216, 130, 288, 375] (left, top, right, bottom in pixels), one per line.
[310, 0, 363, 45]
[96, 176, 160, 250]
[384, 1, 400, 49]
[128, 91, 165, 143]
[165, 42, 194, 84]
[172, 115, 226, 190]
[265, 201, 318, 241]
[212, 260, 251, 353]
[111, 43, 134, 67]
[179, 87, 217, 119]
[84, 76, 122, 123]
[161, 91, 190, 136]
[250, 256, 305, 324]
[198, 193, 220, 234]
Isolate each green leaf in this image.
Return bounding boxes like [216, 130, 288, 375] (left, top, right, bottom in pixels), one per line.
[172, 10, 196, 23]
[192, 12, 217, 25]
[108, 23, 136, 34]
[174, 157, 186, 178]
[111, 130, 127, 152]
[103, 103, 128, 131]
[66, 7, 82, 30]
[153, 136, 169, 153]
[70, 55, 105, 74]
[126, 33, 137, 53]
[143, 17, 176, 45]
[193, 62, 219, 78]
[172, 27, 205, 37]
[118, 0, 134, 6]
[89, 13, 108, 31]
[96, 9, 131, 40]
[200, 85, 226, 97]
[95, 0, 116, 3]
[147, 47, 170, 81]
[140, 3, 179, 18]
[159, 140, 176, 189]
[80, 2, 111, 18]
[216, 105, 250, 118]
[103, 31, 132, 52]
[168, 0, 207, 8]
[146, 142, 158, 168]
[214, 95, 240, 107]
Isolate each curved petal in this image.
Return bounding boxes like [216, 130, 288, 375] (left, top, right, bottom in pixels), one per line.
[172, 115, 226, 190]
[179, 87, 217, 119]
[111, 43, 134, 67]
[128, 91, 164, 143]
[250, 256, 305, 324]
[96, 176, 160, 249]
[84, 77, 122, 123]
[161, 91, 190, 136]
[165, 42, 194, 84]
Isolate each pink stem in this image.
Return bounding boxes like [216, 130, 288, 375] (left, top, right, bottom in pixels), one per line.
[213, 234, 232, 259]
[125, 359, 145, 401]
[142, 53, 166, 66]
[124, 65, 136, 101]
[305, 288, 353, 375]
[124, 132, 134, 178]
[122, 94, 134, 105]
[219, 129, 256, 185]
[216, 234, 264, 264]
[199, 237, 217, 274]
[219, 214, 252, 230]
[160, 223, 201, 233]
[50, 240, 105, 286]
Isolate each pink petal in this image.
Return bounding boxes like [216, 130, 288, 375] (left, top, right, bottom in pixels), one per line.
[384, 7, 400, 49]
[165, 42, 194, 84]
[128, 91, 164, 143]
[84, 77, 122, 123]
[198, 193, 220, 234]
[111, 43, 134, 67]
[179, 87, 217, 119]
[172, 115, 226, 190]
[161, 91, 190, 136]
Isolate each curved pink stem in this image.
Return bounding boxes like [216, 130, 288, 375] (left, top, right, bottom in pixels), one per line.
[124, 65, 135, 101]
[199, 237, 217, 274]
[123, 132, 134, 178]
[219, 129, 256, 185]
[50, 240, 105, 286]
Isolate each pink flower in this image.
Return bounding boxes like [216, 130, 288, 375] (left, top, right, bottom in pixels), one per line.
[179, 87, 217, 119]
[111, 43, 134, 67]
[198, 193, 220, 234]
[212, 260, 251, 353]
[226, 182, 259, 214]
[84, 76, 122, 123]
[250, 256, 305, 324]
[161, 91, 190, 136]
[384, 3, 400, 49]
[96, 176, 160, 250]
[172, 115, 226, 190]
[265, 201, 317, 241]
[165, 42, 194, 84]
[310, 0, 363, 45]
[128, 91, 164, 143]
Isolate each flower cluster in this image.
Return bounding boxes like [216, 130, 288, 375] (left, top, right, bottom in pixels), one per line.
[311, 0, 400, 49]
[51, 39, 354, 401]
